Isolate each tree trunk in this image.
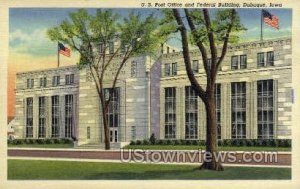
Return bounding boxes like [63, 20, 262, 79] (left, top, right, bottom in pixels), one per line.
[99, 91, 110, 150]
[200, 93, 224, 171]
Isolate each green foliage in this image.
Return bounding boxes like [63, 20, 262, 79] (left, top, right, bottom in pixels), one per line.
[8, 139, 73, 145]
[149, 133, 157, 145]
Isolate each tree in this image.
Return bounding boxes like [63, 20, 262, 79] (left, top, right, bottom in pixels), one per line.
[162, 8, 245, 170]
[47, 9, 164, 150]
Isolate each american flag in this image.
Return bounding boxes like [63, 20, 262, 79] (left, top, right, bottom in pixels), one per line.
[58, 42, 71, 57]
[262, 9, 279, 29]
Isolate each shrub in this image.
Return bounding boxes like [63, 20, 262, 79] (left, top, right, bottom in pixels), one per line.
[130, 140, 136, 145]
[284, 139, 292, 147]
[217, 140, 223, 146]
[223, 139, 231, 146]
[136, 140, 142, 145]
[192, 140, 199, 145]
[149, 133, 157, 145]
[142, 139, 150, 145]
[199, 140, 206, 146]
[174, 140, 181, 145]
[246, 139, 254, 147]
[45, 139, 52, 144]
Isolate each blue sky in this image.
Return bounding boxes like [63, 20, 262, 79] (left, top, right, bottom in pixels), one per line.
[9, 8, 292, 58]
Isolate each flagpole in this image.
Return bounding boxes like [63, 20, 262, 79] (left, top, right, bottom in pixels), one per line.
[57, 42, 60, 68]
[260, 10, 263, 41]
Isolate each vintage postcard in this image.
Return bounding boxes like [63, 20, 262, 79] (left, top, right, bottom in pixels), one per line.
[1, 0, 300, 188]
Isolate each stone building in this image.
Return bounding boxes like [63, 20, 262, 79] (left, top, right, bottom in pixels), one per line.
[160, 37, 292, 140]
[13, 37, 292, 149]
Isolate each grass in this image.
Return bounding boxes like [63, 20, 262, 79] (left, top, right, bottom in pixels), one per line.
[124, 145, 291, 152]
[8, 159, 291, 180]
[8, 143, 74, 148]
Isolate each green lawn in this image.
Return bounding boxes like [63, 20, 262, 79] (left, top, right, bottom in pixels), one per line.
[8, 143, 74, 148]
[124, 145, 291, 152]
[8, 159, 291, 180]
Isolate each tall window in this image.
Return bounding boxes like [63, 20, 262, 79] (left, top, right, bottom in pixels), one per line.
[39, 77, 47, 87]
[26, 97, 33, 138]
[131, 126, 136, 141]
[65, 95, 73, 138]
[51, 95, 60, 138]
[52, 76, 60, 86]
[104, 88, 120, 128]
[257, 80, 274, 139]
[165, 63, 171, 76]
[87, 127, 91, 139]
[165, 87, 176, 139]
[185, 86, 198, 139]
[109, 41, 114, 54]
[215, 84, 221, 139]
[240, 55, 247, 69]
[231, 56, 238, 70]
[171, 63, 177, 75]
[257, 52, 265, 67]
[231, 82, 246, 139]
[131, 61, 137, 77]
[38, 96, 46, 138]
[27, 78, 34, 89]
[192, 60, 199, 73]
[266, 51, 274, 66]
[65, 74, 74, 85]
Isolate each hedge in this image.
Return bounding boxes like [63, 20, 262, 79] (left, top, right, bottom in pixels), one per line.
[7, 138, 73, 145]
[129, 139, 291, 148]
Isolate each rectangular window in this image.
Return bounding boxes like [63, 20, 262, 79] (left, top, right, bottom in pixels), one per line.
[87, 127, 91, 139]
[171, 62, 177, 76]
[27, 79, 34, 89]
[231, 56, 238, 70]
[185, 86, 198, 139]
[131, 126, 136, 140]
[257, 52, 265, 67]
[109, 41, 114, 54]
[38, 96, 46, 138]
[51, 95, 60, 138]
[165, 63, 171, 76]
[240, 55, 247, 69]
[65, 95, 73, 138]
[257, 80, 274, 139]
[215, 84, 221, 139]
[131, 61, 137, 77]
[65, 74, 74, 85]
[52, 76, 60, 86]
[26, 97, 33, 138]
[231, 82, 246, 139]
[39, 77, 47, 87]
[104, 88, 120, 128]
[266, 51, 274, 66]
[192, 60, 199, 73]
[165, 87, 176, 139]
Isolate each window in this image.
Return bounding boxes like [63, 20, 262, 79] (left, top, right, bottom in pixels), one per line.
[231, 82, 246, 139]
[165, 63, 171, 76]
[257, 52, 265, 67]
[231, 56, 238, 70]
[131, 126, 136, 140]
[257, 80, 274, 139]
[26, 97, 33, 138]
[266, 51, 274, 66]
[65, 74, 74, 85]
[104, 88, 120, 128]
[109, 41, 114, 54]
[38, 96, 46, 138]
[109, 128, 118, 142]
[165, 87, 176, 139]
[39, 77, 47, 87]
[192, 60, 199, 73]
[87, 127, 91, 139]
[167, 46, 170, 54]
[131, 61, 137, 77]
[120, 43, 126, 54]
[185, 86, 198, 139]
[65, 95, 73, 138]
[52, 76, 60, 86]
[215, 84, 221, 139]
[27, 78, 34, 89]
[171, 63, 177, 76]
[51, 95, 60, 138]
[99, 43, 104, 54]
[240, 55, 247, 69]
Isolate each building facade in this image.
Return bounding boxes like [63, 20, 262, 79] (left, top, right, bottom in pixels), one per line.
[13, 37, 292, 148]
[160, 37, 292, 140]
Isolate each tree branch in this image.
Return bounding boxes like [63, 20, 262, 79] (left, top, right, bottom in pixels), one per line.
[172, 9, 206, 100]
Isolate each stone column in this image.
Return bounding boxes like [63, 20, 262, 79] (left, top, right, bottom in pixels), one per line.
[60, 95, 65, 138]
